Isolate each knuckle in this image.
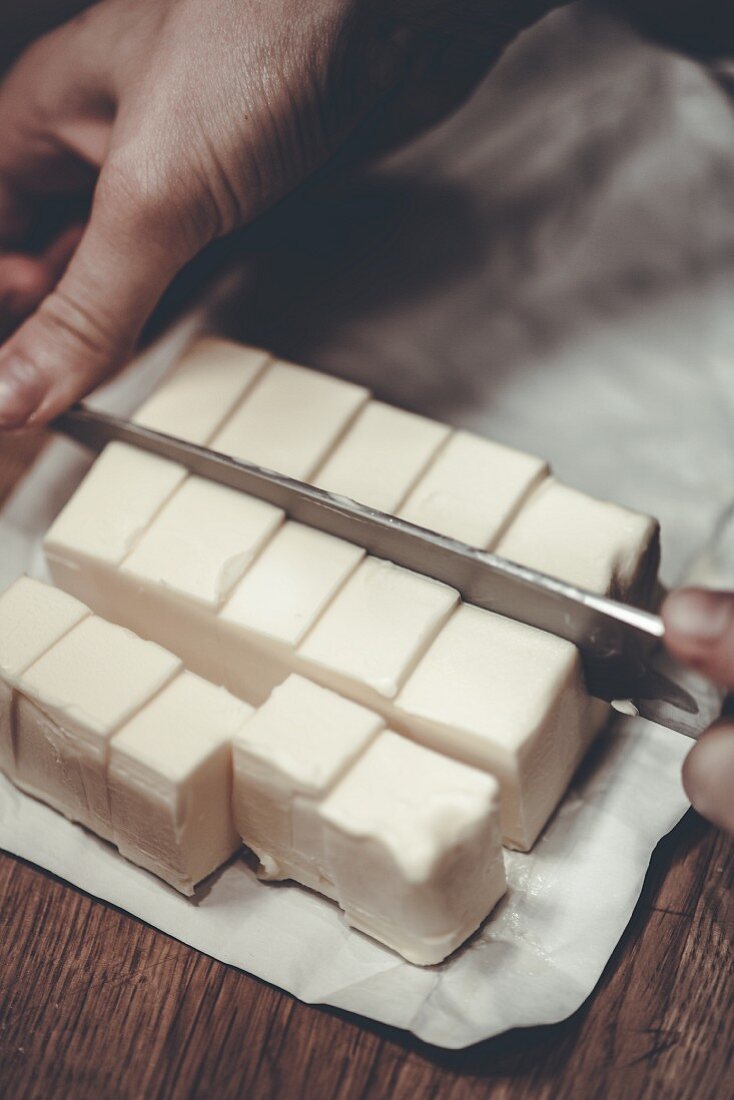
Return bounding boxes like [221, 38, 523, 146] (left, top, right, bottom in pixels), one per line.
[100, 145, 218, 254]
[99, 151, 176, 225]
[34, 286, 124, 369]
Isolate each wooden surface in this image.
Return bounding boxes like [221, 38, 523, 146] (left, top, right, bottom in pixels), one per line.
[0, 439, 732, 1100]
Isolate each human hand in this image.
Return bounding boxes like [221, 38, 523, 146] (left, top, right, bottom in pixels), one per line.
[0, 0, 556, 429]
[663, 588, 734, 833]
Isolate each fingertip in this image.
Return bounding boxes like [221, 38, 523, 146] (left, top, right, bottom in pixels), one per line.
[683, 723, 734, 833]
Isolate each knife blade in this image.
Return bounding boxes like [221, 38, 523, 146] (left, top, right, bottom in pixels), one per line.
[52, 404, 722, 739]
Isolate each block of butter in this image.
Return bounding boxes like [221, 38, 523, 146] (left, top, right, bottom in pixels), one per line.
[44, 344, 374, 695]
[0, 577, 250, 892]
[43, 337, 660, 852]
[233, 676, 507, 965]
[0, 579, 507, 960]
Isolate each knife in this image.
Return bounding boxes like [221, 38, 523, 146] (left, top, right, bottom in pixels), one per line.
[52, 404, 723, 739]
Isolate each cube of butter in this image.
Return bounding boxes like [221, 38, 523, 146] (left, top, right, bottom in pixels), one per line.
[219, 523, 364, 704]
[0, 577, 90, 778]
[133, 337, 270, 443]
[109, 671, 251, 893]
[398, 430, 548, 548]
[122, 476, 283, 610]
[297, 557, 459, 713]
[496, 478, 660, 603]
[16, 616, 181, 838]
[212, 360, 369, 480]
[114, 477, 284, 675]
[314, 401, 450, 513]
[233, 675, 383, 891]
[319, 730, 507, 965]
[395, 604, 608, 850]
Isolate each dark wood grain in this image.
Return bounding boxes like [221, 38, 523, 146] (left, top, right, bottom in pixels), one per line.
[0, 437, 731, 1100]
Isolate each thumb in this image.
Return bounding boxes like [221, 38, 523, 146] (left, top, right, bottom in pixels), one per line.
[682, 723, 734, 833]
[662, 587, 734, 687]
[0, 156, 206, 429]
[664, 587, 734, 833]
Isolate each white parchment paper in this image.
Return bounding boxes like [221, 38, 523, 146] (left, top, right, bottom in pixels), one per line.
[1, 6, 733, 1047]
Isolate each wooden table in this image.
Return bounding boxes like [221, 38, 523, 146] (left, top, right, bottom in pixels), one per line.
[0, 439, 731, 1100]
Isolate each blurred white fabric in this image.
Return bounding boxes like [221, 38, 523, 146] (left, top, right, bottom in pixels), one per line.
[225, 4, 734, 584]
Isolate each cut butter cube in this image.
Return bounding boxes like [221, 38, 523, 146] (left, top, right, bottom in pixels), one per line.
[16, 616, 181, 838]
[133, 337, 270, 443]
[319, 730, 507, 966]
[0, 576, 90, 681]
[0, 577, 90, 779]
[398, 431, 548, 548]
[212, 359, 369, 480]
[121, 476, 283, 610]
[219, 523, 364, 704]
[109, 671, 251, 893]
[45, 442, 186, 617]
[233, 675, 383, 891]
[314, 401, 449, 513]
[395, 604, 608, 850]
[297, 558, 459, 711]
[497, 478, 660, 602]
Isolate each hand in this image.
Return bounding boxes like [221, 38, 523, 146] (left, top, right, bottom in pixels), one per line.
[663, 588, 734, 833]
[0, 0, 556, 429]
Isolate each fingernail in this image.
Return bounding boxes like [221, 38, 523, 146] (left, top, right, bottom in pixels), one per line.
[663, 588, 732, 643]
[0, 357, 44, 429]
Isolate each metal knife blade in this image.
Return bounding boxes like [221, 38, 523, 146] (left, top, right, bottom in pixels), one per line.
[52, 404, 721, 738]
